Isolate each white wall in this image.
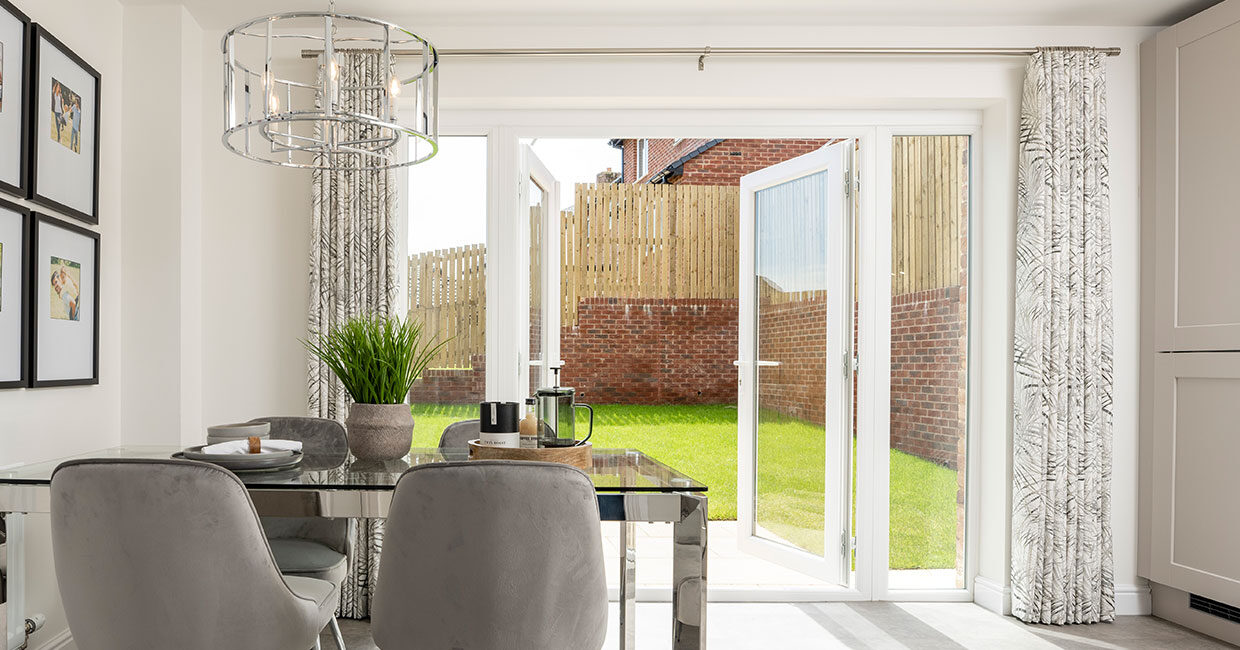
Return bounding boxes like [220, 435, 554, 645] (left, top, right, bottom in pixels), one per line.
[187, 20, 1153, 610]
[120, 4, 203, 447]
[0, 0, 126, 646]
[197, 34, 313, 428]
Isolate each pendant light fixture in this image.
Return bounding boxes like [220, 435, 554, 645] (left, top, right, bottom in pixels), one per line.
[221, 3, 438, 170]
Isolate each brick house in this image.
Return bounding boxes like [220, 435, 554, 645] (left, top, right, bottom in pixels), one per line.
[609, 138, 836, 185]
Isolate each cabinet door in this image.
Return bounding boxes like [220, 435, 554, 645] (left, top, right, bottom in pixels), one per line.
[1150, 352, 1240, 602]
[1153, 1, 1240, 351]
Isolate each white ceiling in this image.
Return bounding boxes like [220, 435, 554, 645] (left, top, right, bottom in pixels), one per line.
[122, 0, 1221, 29]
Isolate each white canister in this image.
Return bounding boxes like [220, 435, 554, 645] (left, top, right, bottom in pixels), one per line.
[479, 431, 520, 448]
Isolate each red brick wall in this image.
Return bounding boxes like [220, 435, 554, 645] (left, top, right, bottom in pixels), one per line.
[559, 298, 737, 404]
[409, 355, 486, 404]
[728, 286, 967, 472]
[890, 286, 967, 470]
[617, 138, 839, 185]
[673, 139, 838, 186]
[754, 295, 829, 425]
[619, 139, 714, 183]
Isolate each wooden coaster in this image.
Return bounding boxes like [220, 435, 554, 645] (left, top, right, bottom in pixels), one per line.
[467, 440, 593, 471]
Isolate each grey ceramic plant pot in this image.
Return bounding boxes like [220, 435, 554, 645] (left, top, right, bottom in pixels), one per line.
[345, 403, 414, 461]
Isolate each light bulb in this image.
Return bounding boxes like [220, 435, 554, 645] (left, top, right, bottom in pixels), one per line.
[269, 93, 279, 113]
[330, 59, 339, 81]
[389, 76, 402, 97]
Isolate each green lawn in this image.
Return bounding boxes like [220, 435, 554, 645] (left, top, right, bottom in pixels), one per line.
[410, 402, 958, 569]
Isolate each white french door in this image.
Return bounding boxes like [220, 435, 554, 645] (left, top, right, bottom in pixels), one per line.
[518, 145, 562, 395]
[736, 140, 856, 586]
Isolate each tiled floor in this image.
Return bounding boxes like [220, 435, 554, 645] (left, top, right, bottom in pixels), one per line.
[324, 603, 1233, 649]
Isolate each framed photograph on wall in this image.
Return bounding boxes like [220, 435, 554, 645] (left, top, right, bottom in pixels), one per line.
[0, 197, 28, 388]
[0, 0, 31, 199]
[28, 25, 100, 225]
[30, 212, 98, 387]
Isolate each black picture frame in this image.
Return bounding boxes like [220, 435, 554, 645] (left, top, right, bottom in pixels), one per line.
[0, 196, 29, 389]
[27, 24, 100, 226]
[29, 212, 99, 387]
[0, 0, 31, 200]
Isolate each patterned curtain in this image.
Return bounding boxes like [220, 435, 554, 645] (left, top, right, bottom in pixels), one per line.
[308, 50, 399, 619]
[1012, 48, 1114, 625]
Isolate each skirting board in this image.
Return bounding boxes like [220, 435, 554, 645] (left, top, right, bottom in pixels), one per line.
[972, 578, 1151, 617]
[1117, 583, 1153, 615]
[1151, 581, 1240, 646]
[33, 628, 72, 650]
[973, 576, 1011, 615]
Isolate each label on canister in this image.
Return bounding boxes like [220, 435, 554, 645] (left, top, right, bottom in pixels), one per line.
[479, 432, 520, 448]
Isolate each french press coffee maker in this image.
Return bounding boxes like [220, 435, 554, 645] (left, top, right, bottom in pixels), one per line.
[534, 367, 594, 448]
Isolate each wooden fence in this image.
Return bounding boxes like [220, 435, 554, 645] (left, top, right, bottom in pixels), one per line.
[891, 135, 969, 296]
[561, 183, 739, 326]
[408, 135, 967, 365]
[408, 244, 486, 369]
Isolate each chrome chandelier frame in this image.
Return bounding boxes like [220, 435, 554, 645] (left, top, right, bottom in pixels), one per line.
[222, 11, 439, 171]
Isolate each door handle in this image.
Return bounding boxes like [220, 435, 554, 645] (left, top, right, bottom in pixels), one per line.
[733, 360, 782, 367]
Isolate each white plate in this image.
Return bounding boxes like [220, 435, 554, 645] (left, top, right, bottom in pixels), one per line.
[174, 448, 303, 472]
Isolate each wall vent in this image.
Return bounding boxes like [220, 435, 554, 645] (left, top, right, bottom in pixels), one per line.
[1189, 593, 1240, 624]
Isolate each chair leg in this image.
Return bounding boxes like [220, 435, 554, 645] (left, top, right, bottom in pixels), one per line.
[313, 638, 322, 650]
[329, 618, 347, 650]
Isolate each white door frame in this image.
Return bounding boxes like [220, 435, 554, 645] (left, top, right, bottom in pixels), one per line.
[871, 124, 980, 601]
[518, 145, 563, 393]
[736, 140, 855, 585]
[438, 110, 980, 601]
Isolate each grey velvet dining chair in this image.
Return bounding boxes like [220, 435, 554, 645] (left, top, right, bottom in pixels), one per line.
[50, 458, 338, 650]
[437, 419, 480, 460]
[371, 460, 608, 650]
[249, 416, 350, 649]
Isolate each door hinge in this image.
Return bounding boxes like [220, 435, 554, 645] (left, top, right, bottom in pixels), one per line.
[843, 352, 858, 375]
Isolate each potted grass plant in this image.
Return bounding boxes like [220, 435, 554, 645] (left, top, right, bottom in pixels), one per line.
[304, 315, 447, 461]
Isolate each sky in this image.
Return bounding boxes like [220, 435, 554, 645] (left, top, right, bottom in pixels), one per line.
[408, 137, 621, 254]
[523, 138, 622, 210]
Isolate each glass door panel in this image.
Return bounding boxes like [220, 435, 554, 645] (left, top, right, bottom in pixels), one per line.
[754, 171, 831, 558]
[519, 146, 561, 397]
[737, 140, 854, 585]
[887, 134, 970, 590]
[529, 177, 546, 395]
[407, 135, 488, 407]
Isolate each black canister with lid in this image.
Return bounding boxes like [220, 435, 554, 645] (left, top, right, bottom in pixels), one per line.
[479, 401, 521, 448]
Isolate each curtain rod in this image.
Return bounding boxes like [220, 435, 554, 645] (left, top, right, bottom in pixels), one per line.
[299, 45, 1122, 61]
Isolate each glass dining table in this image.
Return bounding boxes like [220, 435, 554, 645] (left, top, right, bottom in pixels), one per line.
[0, 446, 707, 650]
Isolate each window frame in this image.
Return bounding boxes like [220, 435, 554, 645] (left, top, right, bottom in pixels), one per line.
[426, 109, 984, 603]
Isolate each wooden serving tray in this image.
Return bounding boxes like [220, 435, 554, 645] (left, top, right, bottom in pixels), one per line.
[467, 440, 593, 471]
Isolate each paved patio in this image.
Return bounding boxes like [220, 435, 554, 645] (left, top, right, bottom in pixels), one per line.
[601, 521, 958, 598]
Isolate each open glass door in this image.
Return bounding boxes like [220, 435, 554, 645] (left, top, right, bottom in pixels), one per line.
[519, 145, 562, 396]
[736, 140, 855, 585]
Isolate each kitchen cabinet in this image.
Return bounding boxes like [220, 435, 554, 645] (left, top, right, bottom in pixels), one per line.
[1143, 0, 1240, 640]
[1151, 0, 1240, 352]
